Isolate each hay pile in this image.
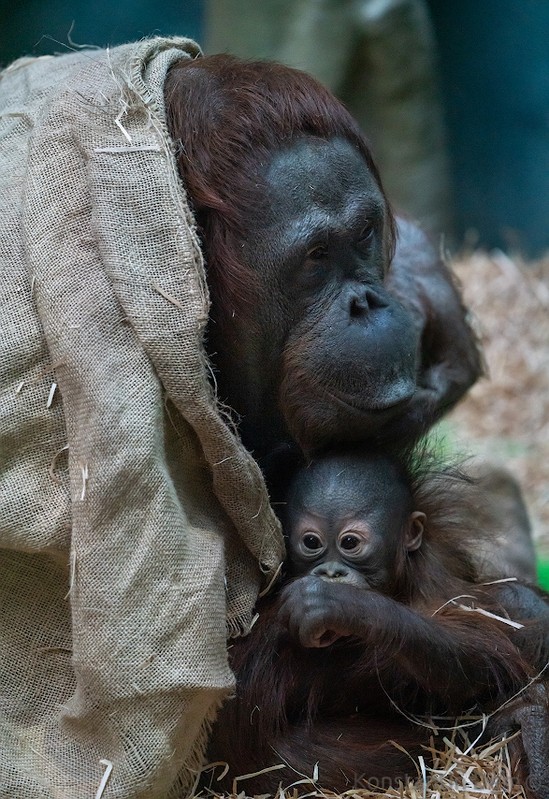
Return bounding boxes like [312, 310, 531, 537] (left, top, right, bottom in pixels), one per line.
[202, 728, 527, 798]
[447, 251, 549, 550]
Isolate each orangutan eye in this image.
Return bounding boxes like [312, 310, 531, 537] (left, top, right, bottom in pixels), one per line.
[299, 244, 330, 285]
[305, 244, 328, 261]
[302, 533, 324, 551]
[357, 222, 375, 245]
[340, 533, 362, 552]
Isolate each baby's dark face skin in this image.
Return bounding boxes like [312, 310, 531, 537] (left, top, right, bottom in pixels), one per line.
[284, 452, 425, 592]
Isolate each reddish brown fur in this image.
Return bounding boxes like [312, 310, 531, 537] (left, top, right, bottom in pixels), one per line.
[162, 56, 483, 457]
[206, 462, 549, 795]
[164, 55, 395, 319]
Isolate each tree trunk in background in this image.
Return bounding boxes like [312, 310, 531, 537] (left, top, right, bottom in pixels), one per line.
[206, 0, 452, 239]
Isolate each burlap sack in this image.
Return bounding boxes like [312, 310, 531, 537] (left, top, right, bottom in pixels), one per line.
[0, 36, 284, 798]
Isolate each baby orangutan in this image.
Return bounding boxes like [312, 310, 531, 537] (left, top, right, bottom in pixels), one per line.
[206, 450, 549, 797]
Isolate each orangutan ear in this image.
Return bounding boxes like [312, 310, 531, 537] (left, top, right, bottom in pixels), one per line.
[405, 511, 426, 552]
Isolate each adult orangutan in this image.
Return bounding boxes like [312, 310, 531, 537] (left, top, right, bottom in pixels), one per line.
[0, 38, 491, 799]
[163, 52, 544, 797]
[164, 55, 482, 461]
[206, 449, 549, 797]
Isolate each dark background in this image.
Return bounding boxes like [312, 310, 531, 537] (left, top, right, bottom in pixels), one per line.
[0, 0, 547, 256]
[0, 0, 203, 63]
[427, 0, 549, 255]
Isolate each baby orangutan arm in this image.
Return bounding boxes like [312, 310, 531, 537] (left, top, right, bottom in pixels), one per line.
[277, 575, 529, 706]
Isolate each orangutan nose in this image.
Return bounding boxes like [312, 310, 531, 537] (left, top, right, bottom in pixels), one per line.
[312, 561, 351, 581]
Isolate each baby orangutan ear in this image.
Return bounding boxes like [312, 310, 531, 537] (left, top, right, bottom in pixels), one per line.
[405, 511, 426, 551]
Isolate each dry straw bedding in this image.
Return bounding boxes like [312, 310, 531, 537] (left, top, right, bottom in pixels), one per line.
[448, 252, 549, 549]
[200, 730, 527, 798]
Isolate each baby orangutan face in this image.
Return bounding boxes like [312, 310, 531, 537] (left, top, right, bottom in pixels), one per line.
[284, 452, 425, 593]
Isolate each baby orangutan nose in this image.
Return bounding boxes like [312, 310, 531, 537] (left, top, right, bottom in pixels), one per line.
[312, 562, 352, 582]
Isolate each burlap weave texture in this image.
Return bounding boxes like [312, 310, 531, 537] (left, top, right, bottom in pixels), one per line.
[0, 37, 284, 798]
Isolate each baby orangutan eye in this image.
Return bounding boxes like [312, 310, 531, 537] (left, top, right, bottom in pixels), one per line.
[340, 533, 362, 552]
[302, 532, 324, 551]
[337, 530, 371, 557]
